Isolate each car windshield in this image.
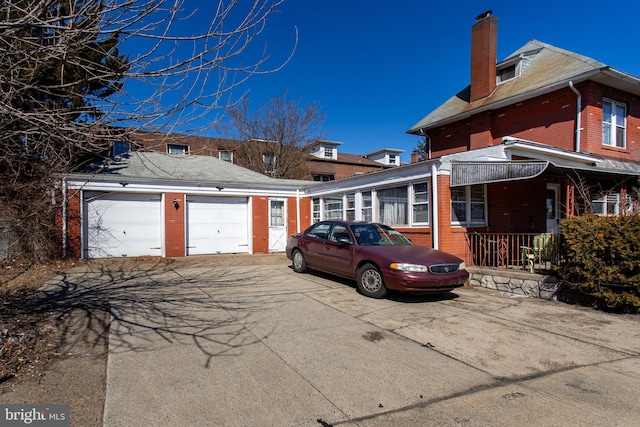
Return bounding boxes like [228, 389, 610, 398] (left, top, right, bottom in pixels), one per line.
[349, 223, 412, 246]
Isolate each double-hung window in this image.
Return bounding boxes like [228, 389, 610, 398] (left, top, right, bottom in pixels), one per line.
[412, 182, 429, 224]
[451, 185, 486, 226]
[345, 194, 356, 220]
[602, 99, 626, 148]
[361, 191, 372, 222]
[263, 153, 276, 174]
[312, 198, 321, 223]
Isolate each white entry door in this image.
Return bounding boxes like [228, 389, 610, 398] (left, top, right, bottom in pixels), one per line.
[546, 184, 561, 234]
[85, 192, 162, 258]
[268, 199, 287, 252]
[186, 196, 249, 255]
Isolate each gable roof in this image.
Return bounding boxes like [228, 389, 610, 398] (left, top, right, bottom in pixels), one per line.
[408, 40, 640, 133]
[73, 151, 309, 189]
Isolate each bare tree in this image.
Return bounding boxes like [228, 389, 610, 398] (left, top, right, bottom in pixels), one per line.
[0, 0, 294, 259]
[224, 92, 325, 179]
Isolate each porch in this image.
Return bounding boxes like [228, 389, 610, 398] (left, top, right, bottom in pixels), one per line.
[464, 232, 560, 274]
[464, 232, 562, 300]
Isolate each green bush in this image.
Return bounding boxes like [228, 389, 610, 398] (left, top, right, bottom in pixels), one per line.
[559, 214, 640, 313]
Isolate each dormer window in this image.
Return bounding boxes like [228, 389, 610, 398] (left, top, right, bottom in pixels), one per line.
[497, 64, 516, 82]
[496, 56, 521, 84]
[324, 147, 334, 158]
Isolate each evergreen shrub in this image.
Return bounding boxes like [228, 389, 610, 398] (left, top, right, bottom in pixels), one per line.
[559, 214, 640, 313]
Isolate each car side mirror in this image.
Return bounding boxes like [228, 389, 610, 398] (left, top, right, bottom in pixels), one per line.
[337, 238, 352, 246]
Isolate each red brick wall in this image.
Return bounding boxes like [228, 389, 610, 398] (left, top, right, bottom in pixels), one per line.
[395, 228, 432, 248]
[286, 196, 312, 236]
[436, 175, 467, 259]
[164, 193, 185, 257]
[491, 87, 577, 150]
[581, 82, 640, 162]
[252, 196, 269, 254]
[427, 121, 471, 158]
[65, 189, 82, 259]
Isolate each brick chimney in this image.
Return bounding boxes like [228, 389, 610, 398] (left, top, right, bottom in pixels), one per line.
[411, 151, 420, 163]
[470, 11, 497, 102]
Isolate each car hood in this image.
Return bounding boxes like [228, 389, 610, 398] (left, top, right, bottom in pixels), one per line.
[360, 245, 463, 266]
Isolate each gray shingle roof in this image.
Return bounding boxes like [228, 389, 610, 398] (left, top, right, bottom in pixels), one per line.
[407, 40, 634, 133]
[81, 151, 309, 188]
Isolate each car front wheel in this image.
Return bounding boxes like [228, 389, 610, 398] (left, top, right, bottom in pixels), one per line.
[357, 263, 387, 298]
[292, 249, 308, 273]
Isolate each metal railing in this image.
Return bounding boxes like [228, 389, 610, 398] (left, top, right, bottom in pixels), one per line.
[465, 232, 560, 273]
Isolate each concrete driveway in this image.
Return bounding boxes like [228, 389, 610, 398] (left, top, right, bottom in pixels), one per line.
[58, 255, 640, 426]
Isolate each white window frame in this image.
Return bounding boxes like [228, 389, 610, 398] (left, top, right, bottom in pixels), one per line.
[451, 184, 487, 227]
[377, 185, 409, 226]
[219, 150, 233, 162]
[361, 191, 373, 222]
[269, 200, 285, 227]
[312, 198, 321, 223]
[168, 144, 188, 154]
[323, 196, 343, 220]
[412, 182, 430, 225]
[602, 99, 626, 148]
[345, 193, 356, 220]
[592, 193, 631, 216]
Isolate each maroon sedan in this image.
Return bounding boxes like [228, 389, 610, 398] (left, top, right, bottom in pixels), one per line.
[286, 220, 468, 298]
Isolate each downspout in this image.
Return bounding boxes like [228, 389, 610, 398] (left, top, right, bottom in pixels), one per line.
[419, 129, 432, 160]
[296, 189, 301, 233]
[569, 81, 582, 152]
[62, 178, 68, 258]
[431, 163, 439, 250]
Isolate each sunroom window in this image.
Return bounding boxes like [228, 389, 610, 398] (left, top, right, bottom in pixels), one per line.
[361, 191, 372, 222]
[412, 182, 429, 224]
[378, 186, 408, 226]
[324, 197, 343, 220]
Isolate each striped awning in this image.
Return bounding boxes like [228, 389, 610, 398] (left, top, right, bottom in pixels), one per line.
[450, 161, 549, 187]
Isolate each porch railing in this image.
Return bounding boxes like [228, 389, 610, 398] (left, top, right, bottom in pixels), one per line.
[464, 232, 560, 273]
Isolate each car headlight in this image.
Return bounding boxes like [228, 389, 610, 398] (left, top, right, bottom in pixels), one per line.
[459, 262, 466, 270]
[390, 263, 428, 272]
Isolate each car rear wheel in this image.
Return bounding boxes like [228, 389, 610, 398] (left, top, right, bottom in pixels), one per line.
[357, 263, 387, 298]
[292, 249, 308, 273]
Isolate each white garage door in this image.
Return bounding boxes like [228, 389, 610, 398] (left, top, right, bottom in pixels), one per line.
[186, 196, 249, 255]
[85, 192, 162, 258]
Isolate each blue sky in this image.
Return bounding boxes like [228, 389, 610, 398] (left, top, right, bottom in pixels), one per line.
[131, 1, 640, 162]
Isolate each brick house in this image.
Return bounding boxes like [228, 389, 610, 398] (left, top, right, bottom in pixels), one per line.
[301, 11, 640, 264]
[126, 132, 397, 181]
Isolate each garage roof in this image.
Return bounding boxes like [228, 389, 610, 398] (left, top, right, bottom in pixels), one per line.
[76, 151, 309, 189]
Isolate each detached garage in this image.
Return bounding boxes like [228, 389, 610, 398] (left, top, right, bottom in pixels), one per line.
[61, 152, 311, 259]
[84, 192, 162, 258]
[186, 196, 249, 255]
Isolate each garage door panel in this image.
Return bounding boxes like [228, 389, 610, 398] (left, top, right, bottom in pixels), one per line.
[187, 196, 248, 255]
[85, 193, 162, 258]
